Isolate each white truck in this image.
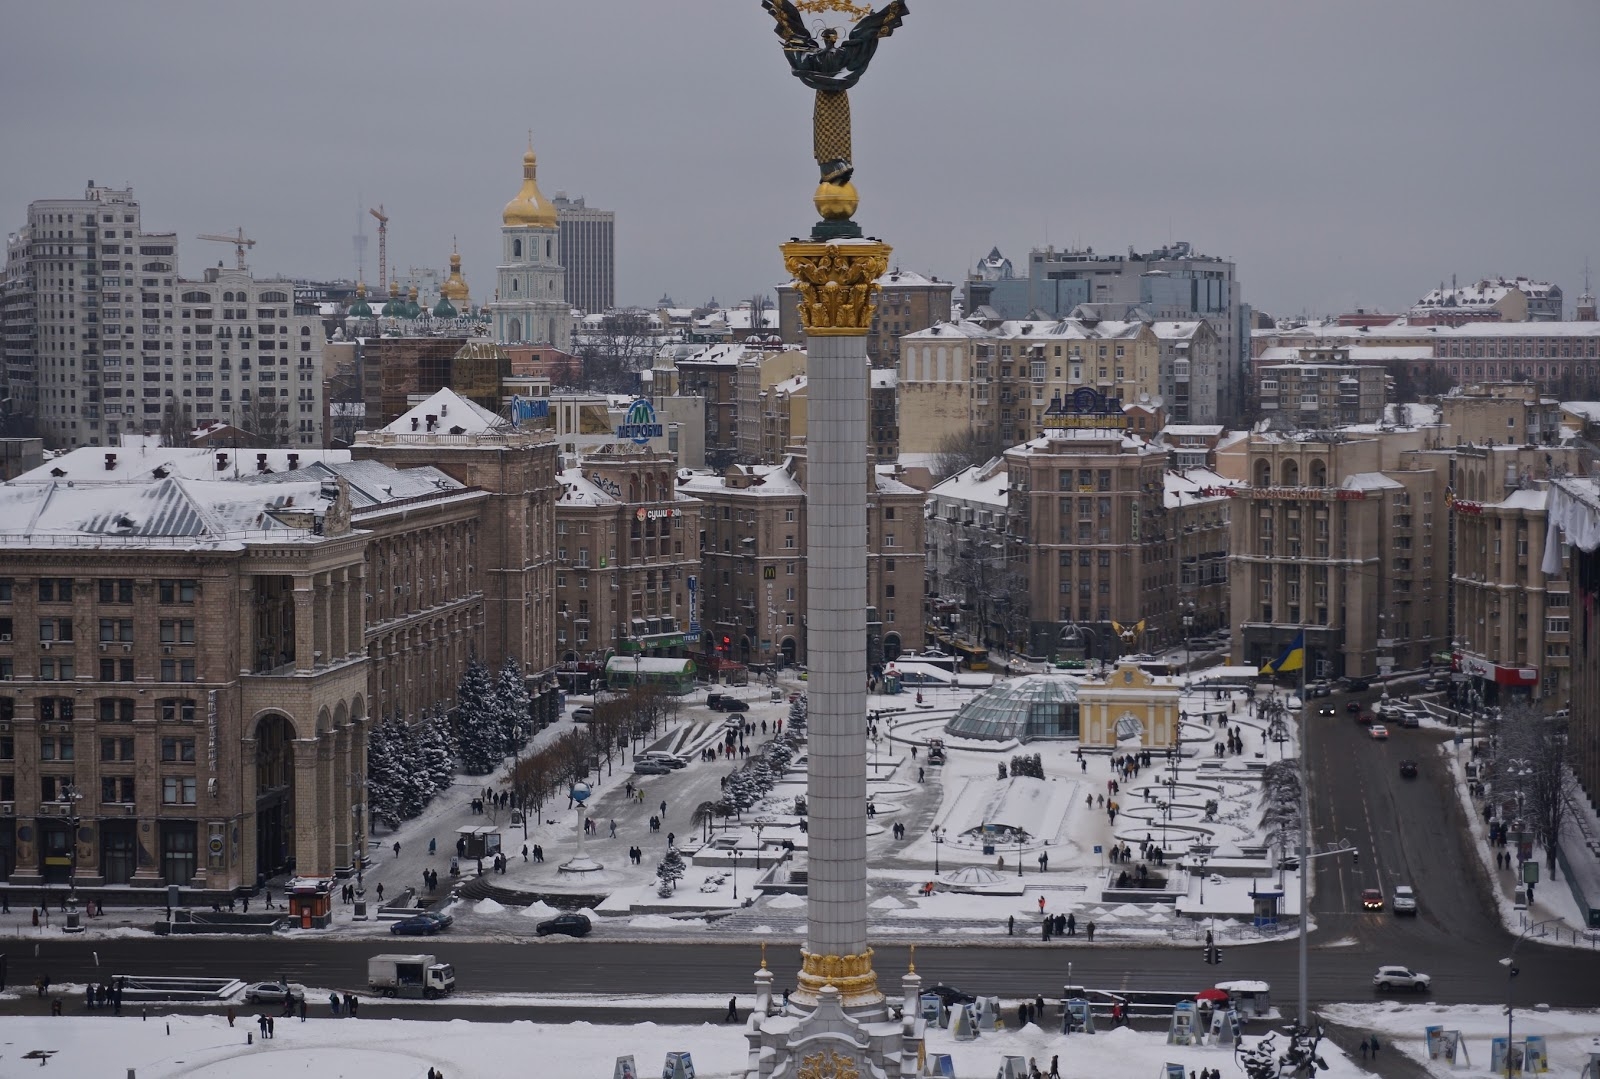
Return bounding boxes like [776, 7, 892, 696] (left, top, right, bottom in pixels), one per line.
[367, 953, 456, 999]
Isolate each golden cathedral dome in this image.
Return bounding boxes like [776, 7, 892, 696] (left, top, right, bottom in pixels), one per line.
[442, 251, 471, 302]
[501, 149, 557, 228]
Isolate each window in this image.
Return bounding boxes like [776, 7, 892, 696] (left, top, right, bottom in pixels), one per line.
[98, 578, 134, 603]
[784, 508, 796, 522]
[161, 736, 196, 762]
[38, 618, 74, 642]
[885, 532, 896, 547]
[160, 659, 196, 682]
[100, 658, 134, 681]
[37, 578, 73, 602]
[784, 535, 796, 549]
[101, 776, 135, 803]
[37, 659, 74, 680]
[101, 736, 135, 761]
[0, 578, 11, 602]
[885, 584, 896, 598]
[786, 562, 796, 575]
[161, 775, 197, 804]
[97, 697, 134, 722]
[158, 579, 196, 604]
[160, 619, 195, 644]
[40, 736, 75, 761]
[884, 507, 896, 521]
[99, 617, 134, 642]
[38, 697, 74, 722]
[1546, 617, 1570, 635]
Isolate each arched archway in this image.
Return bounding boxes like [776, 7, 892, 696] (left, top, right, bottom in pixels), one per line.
[253, 712, 298, 879]
[1114, 711, 1145, 743]
[508, 318, 523, 342]
[882, 633, 903, 661]
[739, 636, 753, 663]
[780, 636, 798, 666]
[1254, 459, 1272, 487]
[1281, 460, 1300, 487]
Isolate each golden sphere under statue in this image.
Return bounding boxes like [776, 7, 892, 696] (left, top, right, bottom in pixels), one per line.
[813, 180, 859, 221]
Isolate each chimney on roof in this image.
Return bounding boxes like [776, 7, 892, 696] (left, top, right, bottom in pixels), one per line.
[426, 414, 438, 431]
[216, 452, 228, 471]
[411, 417, 419, 431]
[104, 452, 117, 471]
[287, 453, 300, 470]
[440, 402, 448, 416]
[256, 453, 269, 472]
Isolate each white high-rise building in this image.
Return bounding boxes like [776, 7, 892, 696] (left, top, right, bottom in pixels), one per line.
[490, 149, 573, 351]
[4, 182, 326, 448]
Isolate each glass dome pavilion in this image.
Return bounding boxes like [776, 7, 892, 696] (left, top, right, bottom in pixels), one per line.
[942, 675, 1081, 743]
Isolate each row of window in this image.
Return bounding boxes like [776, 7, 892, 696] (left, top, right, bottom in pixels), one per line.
[9, 618, 194, 644]
[7, 773, 197, 805]
[0, 658, 197, 683]
[0, 578, 197, 604]
[2, 697, 197, 723]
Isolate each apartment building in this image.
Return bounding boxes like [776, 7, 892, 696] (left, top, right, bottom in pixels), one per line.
[0, 446, 487, 894]
[3, 183, 327, 449]
[1546, 478, 1600, 806]
[1221, 433, 1450, 680]
[1445, 444, 1586, 705]
[551, 449, 702, 663]
[732, 348, 808, 464]
[1003, 424, 1171, 659]
[1413, 277, 1563, 323]
[924, 456, 1011, 643]
[1439, 382, 1565, 446]
[1258, 353, 1388, 428]
[681, 456, 925, 667]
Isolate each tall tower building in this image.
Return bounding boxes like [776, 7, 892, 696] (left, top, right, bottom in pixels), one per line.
[552, 193, 615, 315]
[490, 149, 573, 350]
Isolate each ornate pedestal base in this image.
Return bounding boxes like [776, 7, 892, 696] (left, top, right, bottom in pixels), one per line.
[791, 948, 883, 1016]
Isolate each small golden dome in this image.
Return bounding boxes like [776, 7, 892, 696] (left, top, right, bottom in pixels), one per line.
[442, 251, 471, 301]
[502, 148, 557, 228]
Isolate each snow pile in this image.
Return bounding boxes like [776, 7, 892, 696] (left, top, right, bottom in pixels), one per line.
[519, 901, 563, 919]
[767, 893, 804, 909]
[630, 914, 689, 929]
[473, 898, 507, 914]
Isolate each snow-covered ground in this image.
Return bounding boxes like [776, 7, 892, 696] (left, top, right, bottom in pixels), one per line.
[1324, 1002, 1600, 1077]
[0, 1010, 1379, 1079]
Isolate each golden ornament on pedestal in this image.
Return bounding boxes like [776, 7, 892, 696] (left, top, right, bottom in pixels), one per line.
[798, 1047, 864, 1079]
[813, 181, 859, 222]
[793, 948, 881, 1007]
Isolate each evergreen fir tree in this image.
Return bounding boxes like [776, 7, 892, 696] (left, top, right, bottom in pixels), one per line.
[420, 707, 458, 798]
[656, 846, 686, 892]
[365, 715, 400, 828]
[390, 719, 428, 820]
[495, 656, 532, 757]
[454, 654, 500, 775]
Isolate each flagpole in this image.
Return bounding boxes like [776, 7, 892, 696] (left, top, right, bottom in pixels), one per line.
[1297, 621, 1310, 1031]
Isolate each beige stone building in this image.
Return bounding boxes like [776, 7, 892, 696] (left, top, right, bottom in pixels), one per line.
[1220, 432, 1451, 680]
[551, 449, 702, 663]
[0, 447, 483, 895]
[1003, 422, 1171, 659]
[1077, 663, 1182, 748]
[1439, 382, 1565, 447]
[681, 456, 925, 667]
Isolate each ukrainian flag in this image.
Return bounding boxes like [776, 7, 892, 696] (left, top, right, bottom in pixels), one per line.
[1260, 629, 1306, 676]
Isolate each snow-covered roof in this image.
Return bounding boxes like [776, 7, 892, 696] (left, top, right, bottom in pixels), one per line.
[1165, 469, 1237, 508]
[878, 269, 944, 288]
[556, 468, 620, 507]
[384, 387, 506, 437]
[874, 469, 921, 496]
[1161, 424, 1225, 438]
[1415, 277, 1558, 310]
[677, 459, 804, 497]
[1257, 345, 1433, 363]
[1560, 401, 1600, 423]
[1341, 472, 1404, 492]
[11, 444, 352, 485]
[902, 320, 995, 342]
[1496, 488, 1548, 512]
[870, 369, 897, 390]
[929, 456, 1008, 508]
[771, 373, 808, 396]
[1149, 320, 1206, 341]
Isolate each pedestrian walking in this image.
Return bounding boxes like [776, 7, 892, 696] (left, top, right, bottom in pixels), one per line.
[918, 767, 925, 783]
[375, 882, 384, 903]
[227, 1006, 237, 1027]
[725, 995, 739, 1023]
[266, 1015, 275, 1038]
[1049, 1055, 1061, 1079]
[330, 993, 341, 1016]
[393, 840, 401, 858]
[660, 800, 668, 817]
[1359, 1038, 1369, 1060]
[258, 1014, 269, 1038]
[1370, 1034, 1380, 1055]
[609, 819, 617, 839]
[1008, 915, 1015, 936]
[1086, 920, 1096, 941]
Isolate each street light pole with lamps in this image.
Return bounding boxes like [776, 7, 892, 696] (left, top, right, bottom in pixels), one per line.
[1181, 601, 1196, 674]
[931, 825, 945, 876]
[1499, 918, 1561, 1078]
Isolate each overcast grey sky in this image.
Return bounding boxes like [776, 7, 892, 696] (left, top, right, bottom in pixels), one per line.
[3, 1, 1596, 317]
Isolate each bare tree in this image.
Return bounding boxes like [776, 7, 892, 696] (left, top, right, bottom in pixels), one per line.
[1260, 759, 1304, 884]
[572, 310, 657, 394]
[238, 390, 291, 448]
[931, 429, 1011, 483]
[1496, 703, 1580, 875]
[158, 399, 194, 447]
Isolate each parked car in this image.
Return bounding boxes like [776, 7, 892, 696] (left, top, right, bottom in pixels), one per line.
[706, 692, 728, 710]
[1361, 887, 1385, 911]
[1345, 678, 1372, 692]
[1368, 724, 1390, 740]
[1392, 885, 1418, 915]
[1373, 965, 1430, 992]
[639, 752, 688, 770]
[1308, 681, 1332, 698]
[536, 912, 592, 938]
[1346, 701, 1363, 714]
[1422, 677, 1450, 692]
[243, 981, 305, 1005]
[1398, 759, 1418, 778]
[1394, 710, 1422, 729]
[391, 914, 445, 936]
[924, 984, 976, 1007]
[632, 759, 673, 775]
[719, 698, 750, 713]
[572, 706, 594, 723]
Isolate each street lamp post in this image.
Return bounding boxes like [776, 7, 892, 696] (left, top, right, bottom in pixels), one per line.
[1499, 918, 1560, 1078]
[1181, 601, 1196, 675]
[1017, 829, 1025, 878]
[1195, 852, 1210, 903]
[931, 825, 945, 876]
[731, 849, 740, 901]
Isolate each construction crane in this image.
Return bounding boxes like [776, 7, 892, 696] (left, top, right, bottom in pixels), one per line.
[197, 227, 256, 270]
[369, 205, 388, 291]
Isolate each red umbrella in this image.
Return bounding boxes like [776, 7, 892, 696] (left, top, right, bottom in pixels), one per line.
[1196, 988, 1230, 1002]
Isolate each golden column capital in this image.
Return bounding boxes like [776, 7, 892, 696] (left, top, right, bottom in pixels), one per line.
[780, 239, 891, 337]
[793, 947, 882, 1007]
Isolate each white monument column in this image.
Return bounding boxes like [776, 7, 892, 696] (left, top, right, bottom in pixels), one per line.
[782, 235, 891, 1016]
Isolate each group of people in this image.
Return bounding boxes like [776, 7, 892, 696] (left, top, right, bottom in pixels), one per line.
[327, 991, 361, 1017]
